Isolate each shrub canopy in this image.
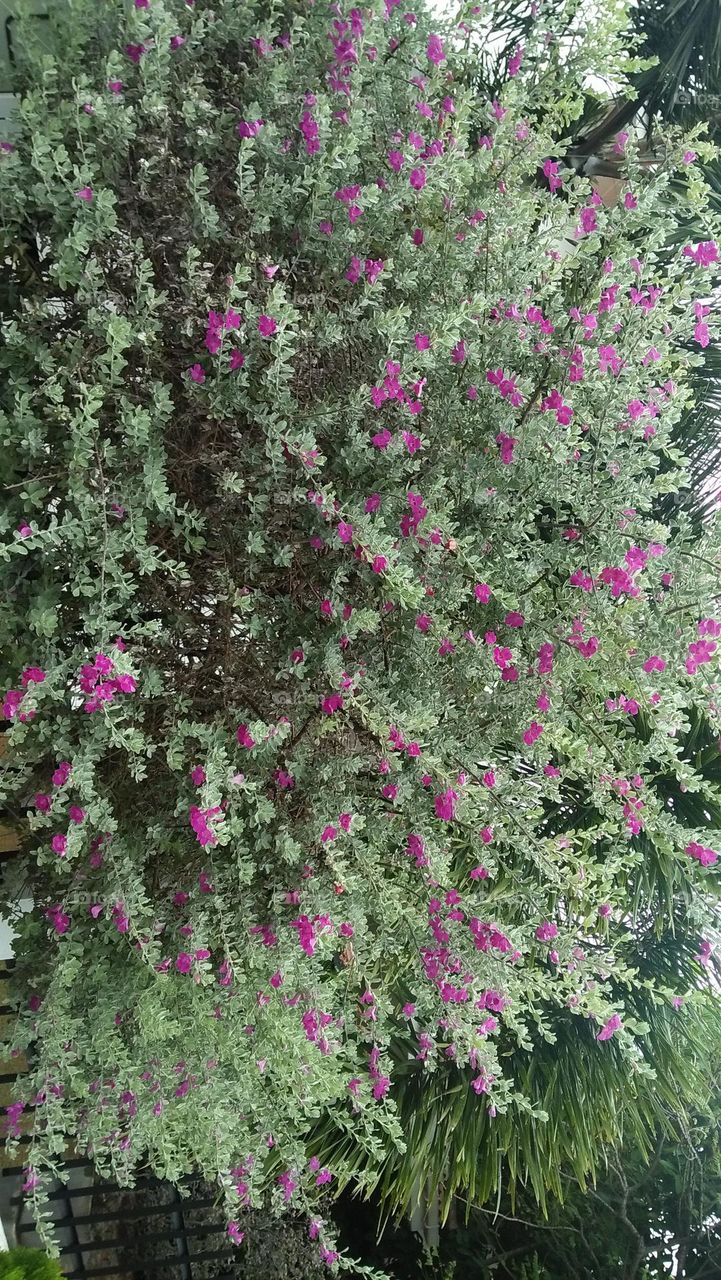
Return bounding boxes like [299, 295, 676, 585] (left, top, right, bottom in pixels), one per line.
[1, 0, 720, 1266]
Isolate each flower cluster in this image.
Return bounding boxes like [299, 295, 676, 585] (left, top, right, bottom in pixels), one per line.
[78, 645, 137, 713]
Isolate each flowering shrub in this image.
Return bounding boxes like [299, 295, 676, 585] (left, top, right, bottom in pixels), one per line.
[1, 0, 720, 1267]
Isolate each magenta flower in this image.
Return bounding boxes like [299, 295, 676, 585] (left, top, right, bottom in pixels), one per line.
[371, 1076, 390, 1100]
[187, 363, 205, 384]
[189, 804, 222, 847]
[46, 905, 71, 935]
[496, 433, 518, 464]
[2, 688, 23, 720]
[577, 206, 597, 234]
[112, 903, 130, 933]
[643, 655, 666, 673]
[236, 723, 255, 748]
[372, 427, 392, 450]
[683, 240, 719, 267]
[426, 34, 445, 64]
[299, 109, 320, 155]
[52, 762, 72, 787]
[365, 258, 384, 284]
[535, 921, 557, 942]
[596, 1013, 622, 1042]
[21, 666, 45, 686]
[685, 841, 718, 867]
[277, 1169, 298, 1203]
[434, 788, 458, 821]
[125, 43, 147, 64]
[237, 118, 263, 138]
[258, 314, 277, 337]
[507, 44, 524, 76]
[542, 158, 562, 193]
[402, 430, 421, 455]
[410, 166, 427, 190]
[523, 721, 543, 746]
[74, 186, 93, 202]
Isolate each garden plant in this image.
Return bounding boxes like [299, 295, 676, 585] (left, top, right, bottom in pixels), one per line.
[1, 0, 720, 1271]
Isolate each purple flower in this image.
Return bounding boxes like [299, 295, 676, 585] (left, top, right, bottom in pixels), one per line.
[596, 1013, 622, 1042]
[434, 788, 457, 821]
[427, 34, 445, 64]
[535, 921, 558, 942]
[237, 118, 263, 138]
[258, 314, 277, 337]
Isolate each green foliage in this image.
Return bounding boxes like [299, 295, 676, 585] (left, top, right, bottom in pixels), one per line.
[417, 1101, 721, 1278]
[0, 1248, 63, 1280]
[0, 0, 720, 1272]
